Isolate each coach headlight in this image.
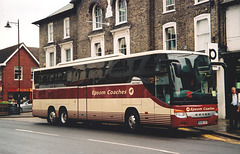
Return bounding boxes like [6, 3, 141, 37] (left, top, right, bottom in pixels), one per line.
[174, 110, 187, 118]
[214, 108, 218, 116]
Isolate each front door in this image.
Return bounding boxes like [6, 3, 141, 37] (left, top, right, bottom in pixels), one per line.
[154, 73, 171, 126]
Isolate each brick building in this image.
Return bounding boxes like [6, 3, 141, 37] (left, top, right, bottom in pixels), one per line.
[33, 0, 240, 119]
[33, 0, 222, 66]
[0, 43, 39, 102]
[219, 0, 240, 118]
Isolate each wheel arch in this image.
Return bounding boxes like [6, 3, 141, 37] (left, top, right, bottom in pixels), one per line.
[48, 106, 55, 113]
[124, 107, 140, 123]
[59, 106, 67, 117]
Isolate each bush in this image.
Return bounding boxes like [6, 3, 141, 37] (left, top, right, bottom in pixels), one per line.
[0, 101, 11, 104]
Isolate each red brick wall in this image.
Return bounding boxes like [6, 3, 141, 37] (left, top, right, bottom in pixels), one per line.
[2, 47, 39, 101]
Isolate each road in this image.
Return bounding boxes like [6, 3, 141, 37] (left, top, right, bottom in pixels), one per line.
[0, 118, 239, 154]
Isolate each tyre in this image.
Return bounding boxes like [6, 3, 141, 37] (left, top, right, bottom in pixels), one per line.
[20, 108, 23, 113]
[59, 109, 68, 125]
[47, 109, 57, 125]
[125, 110, 140, 132]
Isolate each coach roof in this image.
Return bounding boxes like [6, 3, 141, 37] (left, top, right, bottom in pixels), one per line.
[34, 50, 207, 72]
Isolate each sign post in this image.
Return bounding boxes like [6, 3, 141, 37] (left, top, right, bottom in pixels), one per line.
[208, 43, 219, 71]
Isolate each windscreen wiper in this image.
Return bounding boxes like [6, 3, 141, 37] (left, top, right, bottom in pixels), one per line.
[179, 73, 208, 105]
[180, 89, 201, 105]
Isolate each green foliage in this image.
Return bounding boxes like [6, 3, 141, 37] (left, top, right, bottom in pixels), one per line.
[0, 101, 11, 104]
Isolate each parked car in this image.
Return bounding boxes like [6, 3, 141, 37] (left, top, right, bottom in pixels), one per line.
[20, 100, 32, 113]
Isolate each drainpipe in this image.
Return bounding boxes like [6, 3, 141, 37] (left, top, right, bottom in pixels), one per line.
[149, 0, 155, 50]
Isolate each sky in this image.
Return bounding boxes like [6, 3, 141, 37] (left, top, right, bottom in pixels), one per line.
[0, 0, 71, 49]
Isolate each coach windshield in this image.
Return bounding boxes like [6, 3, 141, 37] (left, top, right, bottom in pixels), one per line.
[168, 54, 217, 105]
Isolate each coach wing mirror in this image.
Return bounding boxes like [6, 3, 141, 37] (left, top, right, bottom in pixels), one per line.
[159, 59, 181, 77]
[211, 62, 227, 69]
[172, 63, 182, 78]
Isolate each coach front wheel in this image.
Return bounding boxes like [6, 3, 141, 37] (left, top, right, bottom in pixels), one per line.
[125, 110, 140, 132]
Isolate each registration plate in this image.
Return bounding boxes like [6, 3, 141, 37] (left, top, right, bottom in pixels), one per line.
[198, 120, 208, 125]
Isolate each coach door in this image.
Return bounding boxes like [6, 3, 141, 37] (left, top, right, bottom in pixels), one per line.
[78, 86, 87, 120]
[77, 62, 105, 121]
[73, 65, 88, 121]
[154, 73, 171, 126]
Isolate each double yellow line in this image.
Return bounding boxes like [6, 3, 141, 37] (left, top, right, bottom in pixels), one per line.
[178, 127, 240, 145]
[202, 134, 240, 145]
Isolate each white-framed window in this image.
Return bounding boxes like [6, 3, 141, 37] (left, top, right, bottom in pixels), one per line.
[163, 0, 175, 13]
[31, 67, 37, 80]
[116, 0, 127, 25]
[66, 49, 71, 62]
[64, 17, 70, 39]
[111, 26, 130, 55]
[118, 38, 126, 55]
[163, 22, 177, 50]
[59, 41, 73, 63]
[194, 14, 211, 52]
[95, 43, 102, 56]
[48, 23, 53, 43]
[194, 0, 209, 5]
[44, 45, 56, 67]
[89, 33, 105, 57]
[14, 66, 22, 80]
[93, 5, 102, 30]
[49, 52, 55, 67]
[226, 5, 240, 51]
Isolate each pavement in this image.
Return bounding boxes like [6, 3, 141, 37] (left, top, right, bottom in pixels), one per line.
[0, 112, 33, 118]
[1, 112, 240, 140]
[193, 119, 240, 140]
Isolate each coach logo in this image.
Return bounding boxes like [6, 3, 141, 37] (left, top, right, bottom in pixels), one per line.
[186, 107, 190, 112]
[129, 87, 134, 96]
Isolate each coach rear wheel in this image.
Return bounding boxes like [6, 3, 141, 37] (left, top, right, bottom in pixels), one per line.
[125, 110, 140, 132]
[47, 110, 57, 125]
[60, 109, 68, 125]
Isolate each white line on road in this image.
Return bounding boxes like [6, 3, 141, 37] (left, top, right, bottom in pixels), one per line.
[16, 129, 59, 137]
[88, 139, 179, 154]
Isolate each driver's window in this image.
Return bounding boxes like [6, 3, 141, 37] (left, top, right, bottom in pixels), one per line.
[142, 73, 170, 104]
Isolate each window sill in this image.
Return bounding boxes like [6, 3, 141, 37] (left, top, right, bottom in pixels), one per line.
[63, 36, 70, 40]
[93, 27, 103, 31]
[115, 21, 127, 27]
[111, 22, 131, 33]
[194, 1, 209, 6]
[47, 41, 54, 44]
[163, 9, 176, 15]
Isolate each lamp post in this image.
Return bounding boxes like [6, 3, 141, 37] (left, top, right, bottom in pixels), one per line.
[5, 19, 21, 114]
